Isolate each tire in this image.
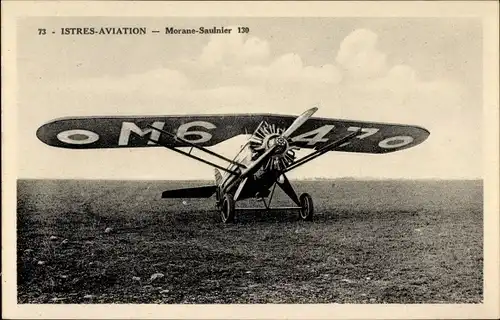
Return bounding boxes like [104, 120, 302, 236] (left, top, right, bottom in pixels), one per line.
[221, 194, 236, 223]
[299, 193, 314, 221]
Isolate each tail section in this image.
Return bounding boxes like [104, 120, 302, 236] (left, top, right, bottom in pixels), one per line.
[214, 168, 223, 186]
[162, 185, 217, 198]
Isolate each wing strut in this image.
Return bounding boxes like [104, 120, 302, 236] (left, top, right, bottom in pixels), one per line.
[284, 129, 361, 173]
[147, 125, 246, 169]
[143, 136, 240, 176]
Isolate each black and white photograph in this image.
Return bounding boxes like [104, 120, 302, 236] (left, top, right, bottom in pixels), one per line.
[2, 1, 499, 319]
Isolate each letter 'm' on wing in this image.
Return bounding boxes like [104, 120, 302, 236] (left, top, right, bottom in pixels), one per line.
[36, 114, 429, 154]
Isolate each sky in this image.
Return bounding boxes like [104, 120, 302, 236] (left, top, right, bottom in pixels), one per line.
[17, 17, 483, 180]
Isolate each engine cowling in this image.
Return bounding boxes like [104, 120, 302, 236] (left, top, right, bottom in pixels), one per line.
[249, 121, 298, 171]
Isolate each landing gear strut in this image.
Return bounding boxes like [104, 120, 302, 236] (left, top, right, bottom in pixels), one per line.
[217, 175, 315, 223]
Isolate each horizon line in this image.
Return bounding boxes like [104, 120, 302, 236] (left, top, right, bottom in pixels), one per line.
[17, 177, 483, 181]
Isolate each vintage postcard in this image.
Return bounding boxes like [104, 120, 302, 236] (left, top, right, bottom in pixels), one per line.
[2, 1, 499, 319]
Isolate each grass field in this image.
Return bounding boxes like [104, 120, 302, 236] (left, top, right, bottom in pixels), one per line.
[17, 179, 483, 304]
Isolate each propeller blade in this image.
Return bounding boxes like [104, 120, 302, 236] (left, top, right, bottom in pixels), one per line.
[281, 107, 318, 138]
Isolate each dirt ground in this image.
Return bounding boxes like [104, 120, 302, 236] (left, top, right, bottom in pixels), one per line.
[17, 179, 483, 303]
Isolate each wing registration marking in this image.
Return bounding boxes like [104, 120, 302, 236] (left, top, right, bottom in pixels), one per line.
[56, 129, 100, 145]
[378, 136, 414, 148]
[290, 125, 335, 145]
[38, 114, 429, 153]
[175, 121, 216, 143]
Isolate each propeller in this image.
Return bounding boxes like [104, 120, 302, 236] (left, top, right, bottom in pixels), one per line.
[227, 106, 319, 192]
[247, 107, 318, 172]
[282, 107, 318, 138]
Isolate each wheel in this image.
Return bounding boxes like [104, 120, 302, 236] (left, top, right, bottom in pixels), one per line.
[221, 194, 236, 223]
[299, 193, 314, 221]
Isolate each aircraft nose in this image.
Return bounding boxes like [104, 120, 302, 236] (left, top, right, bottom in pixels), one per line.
[276, 137, 286, 146]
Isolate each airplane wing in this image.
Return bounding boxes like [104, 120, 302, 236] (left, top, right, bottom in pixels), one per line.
[285, 117, 430, 154]
[37, 114, 429, 153]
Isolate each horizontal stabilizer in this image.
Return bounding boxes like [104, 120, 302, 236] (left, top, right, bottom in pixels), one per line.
[161, 185, 217, 198]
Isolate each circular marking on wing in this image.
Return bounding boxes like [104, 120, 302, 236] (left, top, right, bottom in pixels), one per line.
[57, 129, 99, 145]
[378, 136, 414, 149]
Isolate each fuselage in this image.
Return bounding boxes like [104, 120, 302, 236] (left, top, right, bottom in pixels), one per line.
[219, 138, 279, 199]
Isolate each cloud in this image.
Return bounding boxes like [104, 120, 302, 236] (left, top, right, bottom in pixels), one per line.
[336, 29, 387, 80]
[26, 27, 480, 180]
[60, 68, 190, 96]
[47, 28, 465, 124]
[244, 53, 342, 85]
[199, 30, 270, 67]
[386, 65, 418, 83]
[45, 28, 466, 125]
[333, 66, 466, 126]
[194, 85, 259, 111]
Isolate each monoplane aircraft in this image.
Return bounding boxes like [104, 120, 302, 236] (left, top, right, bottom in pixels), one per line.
[37, 107, 430, 223]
